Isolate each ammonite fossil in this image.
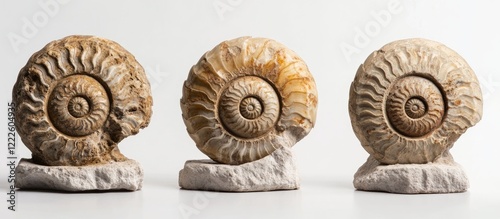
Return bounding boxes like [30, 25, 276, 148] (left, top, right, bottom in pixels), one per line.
[181, 37, 318, 165]
[349, 38, 482, 164]
[12, 35, 153, 166]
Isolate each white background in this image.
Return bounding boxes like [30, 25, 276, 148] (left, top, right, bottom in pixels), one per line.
[1, 0, 499, 218]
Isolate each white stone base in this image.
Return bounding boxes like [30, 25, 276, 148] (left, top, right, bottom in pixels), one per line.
[354, 156, 469, 194]
[179, 146, 300, 192]
[15, 158, 143, 191]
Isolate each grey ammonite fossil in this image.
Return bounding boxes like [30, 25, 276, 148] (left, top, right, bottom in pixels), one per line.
[349, 38, 483, 164]
[12, 35, 152, 166]
[181, 36, 318, 165]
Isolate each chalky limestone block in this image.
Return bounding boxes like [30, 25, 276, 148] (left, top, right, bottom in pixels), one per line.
[354, 156, 469, 194]
[179, 146, 299, 192]
[348, 38, 482, 194]
[16, 159, 143, 191]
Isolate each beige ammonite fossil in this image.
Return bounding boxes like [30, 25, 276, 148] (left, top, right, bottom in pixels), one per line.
[349, 38, 482, 164]
[181, 36, 318, 165]
[13, 35, 152, 166]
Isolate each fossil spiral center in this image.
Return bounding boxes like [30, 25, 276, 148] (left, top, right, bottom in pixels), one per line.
[68, 96, 90, 118]
[386, 76, 445, 137]
[240, 97, 263, 119]
[405, 97, 427, 119]
[219, 76, 280, 139]
[48, 75, 110, 137]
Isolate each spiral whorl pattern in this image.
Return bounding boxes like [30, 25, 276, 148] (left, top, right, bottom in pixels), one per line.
[47, 75, 110, 136]
[68, 96, 90, 118]
[219, 76, 280, 139]
[404, 98, 426, 119]
[12, 35, 153, 166]
[239, 97, 262, 119]
[349, 38, 483, 164]
[386, 76, 444, 137]
[181, 37, 318, 165]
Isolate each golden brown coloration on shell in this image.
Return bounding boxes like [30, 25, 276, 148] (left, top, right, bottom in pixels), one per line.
[181, 37, 318, 165]
[12, 35, 153, 166]
[349, 38, 482, 164]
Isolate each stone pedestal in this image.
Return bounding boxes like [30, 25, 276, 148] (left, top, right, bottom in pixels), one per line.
[15, 158, 143, 191]
[179, 146, 299, 192]
[354, 156, 469, 194]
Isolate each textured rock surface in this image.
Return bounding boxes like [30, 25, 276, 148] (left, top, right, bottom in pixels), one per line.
[13, 35, 152, 166]
[179, 146, 299, 192]
[181, 36, 317, 165]
[349, 38, 482, 164]
[16, 158, 143, 191]
[354, 156, 469, 194]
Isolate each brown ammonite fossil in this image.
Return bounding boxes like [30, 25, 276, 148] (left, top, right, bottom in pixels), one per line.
[12, 35, 153, 166]
[349, 38, 483, 164]
[181, 36, 318, 165]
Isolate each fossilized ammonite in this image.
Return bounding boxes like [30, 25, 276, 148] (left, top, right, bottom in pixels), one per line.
[12, 35, 153, 166]
[349, 38, 483, 164]
[181, 37, 318, 165]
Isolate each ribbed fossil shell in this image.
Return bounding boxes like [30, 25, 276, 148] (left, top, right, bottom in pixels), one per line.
[181, 37, 318, 165]
[12, 35, 153, 166]
[349, 38, 483, 164]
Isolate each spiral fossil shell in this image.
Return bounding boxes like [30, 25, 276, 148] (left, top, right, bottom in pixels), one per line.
[181, 37, 318, 165]
[349, 38, 483, 164]
[12, 35, 153, 166]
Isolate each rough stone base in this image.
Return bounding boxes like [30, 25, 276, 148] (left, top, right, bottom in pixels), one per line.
[179, 146, 299, 192]
[354, 156, 469, 194]
[15, 158, 143, 191]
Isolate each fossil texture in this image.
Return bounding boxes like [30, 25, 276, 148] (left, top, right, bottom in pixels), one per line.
[181, 36, 318, 165]
[349, 38, 482, 164]
[13, 35, 153, 166]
